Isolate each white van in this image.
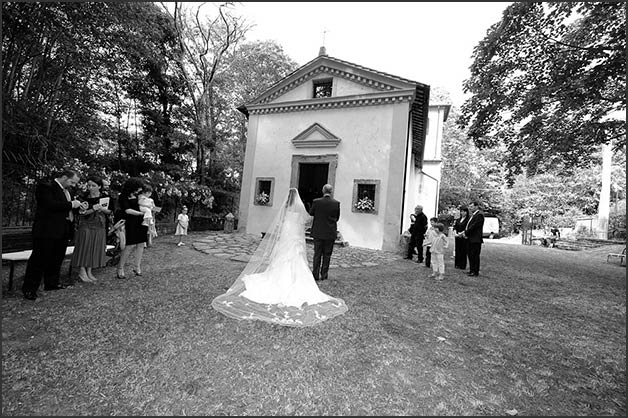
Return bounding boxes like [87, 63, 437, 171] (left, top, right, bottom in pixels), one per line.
[483, 217, 500, 239]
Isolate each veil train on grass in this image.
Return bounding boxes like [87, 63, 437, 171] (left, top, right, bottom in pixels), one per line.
[211, 188, 348, 327]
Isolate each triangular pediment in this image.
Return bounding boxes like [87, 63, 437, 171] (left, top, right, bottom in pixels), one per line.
[238, 55, 431, 159]
[247, 55, 421, 107]
[291, 123, 341, 148]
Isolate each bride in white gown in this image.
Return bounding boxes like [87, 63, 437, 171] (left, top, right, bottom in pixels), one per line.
[211, 188, 348, 327]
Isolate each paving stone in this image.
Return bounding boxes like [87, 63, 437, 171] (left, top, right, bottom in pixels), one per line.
[191, 232, 400, 267]
[230, 255, 251, 263]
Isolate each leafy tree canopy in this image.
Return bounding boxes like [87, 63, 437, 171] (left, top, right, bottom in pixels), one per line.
[459, 2, 625, 179]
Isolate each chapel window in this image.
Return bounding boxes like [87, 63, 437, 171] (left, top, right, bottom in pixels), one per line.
[254, 177, 274, 206]
[352, 179, 380, 214]
[313, 78, 333, 98]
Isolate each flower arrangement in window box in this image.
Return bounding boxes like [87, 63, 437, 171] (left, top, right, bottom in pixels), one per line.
[354, 196, 375, 212]
[255, 191, 270, 205]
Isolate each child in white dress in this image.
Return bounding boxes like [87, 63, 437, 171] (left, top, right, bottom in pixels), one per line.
[138, 185, 159, 245]
[175, 206, 189, 246]
[138, 187, 156, 227]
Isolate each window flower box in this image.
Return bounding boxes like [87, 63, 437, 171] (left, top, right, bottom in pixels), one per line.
[255, 192, 270, 206]
[354, 196, 375, 212]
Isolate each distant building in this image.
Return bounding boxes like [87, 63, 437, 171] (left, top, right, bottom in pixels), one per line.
[236, 48, 450, 251]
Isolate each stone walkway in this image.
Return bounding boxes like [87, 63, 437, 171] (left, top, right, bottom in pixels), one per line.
[192, 231, 404, 268]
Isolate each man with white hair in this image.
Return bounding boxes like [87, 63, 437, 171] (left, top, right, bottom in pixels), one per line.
[308, 184, 340, 281]
[406, 204, 428, 262]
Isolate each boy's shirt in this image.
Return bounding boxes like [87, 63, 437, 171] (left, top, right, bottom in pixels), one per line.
[430, 233, 449, 254]
[423, 226, 438, 247]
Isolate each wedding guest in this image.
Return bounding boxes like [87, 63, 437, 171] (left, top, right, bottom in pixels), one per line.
[71, 175, 111, 282]
[428, 223, 449, 281]
[453, 206, 470, 269]
[423, 217, 438, 268]
[22, 169, 87, 300]
[405, 205, 428, 262]
[463, 201, 485, 277]
[175, 206, 189, 246]
[549, 226, 560, 247]
[309, 184, 340, 281]
[116, 178, 148, 279]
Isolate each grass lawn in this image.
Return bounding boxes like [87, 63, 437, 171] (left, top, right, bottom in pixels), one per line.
[2, 232, 625, 415]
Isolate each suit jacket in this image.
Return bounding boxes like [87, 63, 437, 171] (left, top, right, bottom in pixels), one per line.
[465, 211, 485, 244]
[410, 212, 428, 237]
[453, 216, 469, 235]
[309, 195, 340, 240]
[31, 180, 74, 239]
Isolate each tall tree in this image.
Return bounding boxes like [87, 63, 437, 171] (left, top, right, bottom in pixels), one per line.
[119, 2, 191, 176]
[211, 40, 299, 190]
[459, 2, 625, 178]
[2, 2, 118, 170]
[1, 2, 185, 174]
[159, 2, 250, 184]
[439, 105, 505, 215]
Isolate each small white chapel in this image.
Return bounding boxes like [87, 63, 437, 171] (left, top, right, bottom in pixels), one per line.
[236, 48, 450, 252]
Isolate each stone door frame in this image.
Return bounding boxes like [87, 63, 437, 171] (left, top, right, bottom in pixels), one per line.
[290, 154, 338, 191]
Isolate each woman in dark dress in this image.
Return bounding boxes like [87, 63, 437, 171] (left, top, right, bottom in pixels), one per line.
[71, 175, 111, 282]
[453, 206, 470, 269]
[116, 177, 148, 279]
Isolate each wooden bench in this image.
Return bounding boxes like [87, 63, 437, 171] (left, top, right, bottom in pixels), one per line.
[607, 247, 626, 266]
[3, 245, 115, 292]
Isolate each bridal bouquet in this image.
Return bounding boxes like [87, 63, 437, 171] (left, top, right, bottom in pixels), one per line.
[255, 191, 270, 205]
[355, 196, 375, 212]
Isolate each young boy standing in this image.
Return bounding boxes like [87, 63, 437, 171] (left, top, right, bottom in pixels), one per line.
[423, 217, 439, 268]
[428, 223, 449, 281]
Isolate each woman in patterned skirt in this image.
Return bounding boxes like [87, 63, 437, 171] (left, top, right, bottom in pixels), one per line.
[71, 175, 111, 282]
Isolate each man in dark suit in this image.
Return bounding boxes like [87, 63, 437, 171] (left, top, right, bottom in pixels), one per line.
[22, 169, 86, 300]
[405, 205, 428, 262]
[308, 184, 340, 281]
[463, 201, 485, 277]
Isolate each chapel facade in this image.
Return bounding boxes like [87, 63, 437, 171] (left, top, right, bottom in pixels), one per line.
[236, 48, 450, 252]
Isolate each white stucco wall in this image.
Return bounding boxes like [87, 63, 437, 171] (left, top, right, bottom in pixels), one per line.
[402, 105, 446, 231]
[243, 103, 406, 250]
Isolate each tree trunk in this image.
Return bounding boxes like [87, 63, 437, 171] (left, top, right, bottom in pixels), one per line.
[596, 142, 612, 239]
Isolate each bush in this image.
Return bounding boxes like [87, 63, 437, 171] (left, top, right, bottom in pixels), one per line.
[609, 212, 626, 239]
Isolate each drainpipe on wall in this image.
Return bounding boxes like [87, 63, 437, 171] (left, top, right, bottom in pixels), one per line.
[400, 109, 413, 234]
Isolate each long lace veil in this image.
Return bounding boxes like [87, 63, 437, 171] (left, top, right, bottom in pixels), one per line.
[211, 188, 348, 327]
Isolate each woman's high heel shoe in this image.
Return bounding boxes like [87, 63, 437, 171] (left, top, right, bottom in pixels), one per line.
[132, 269, 142, 276]
[116, 270, 126, 279]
